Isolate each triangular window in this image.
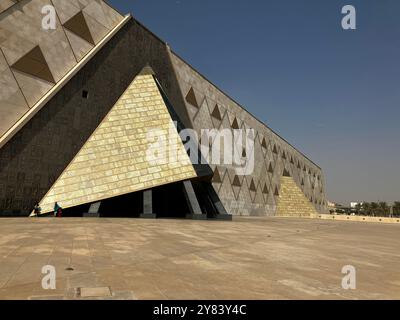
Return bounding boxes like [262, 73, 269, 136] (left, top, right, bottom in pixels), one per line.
[185, 88, 199, 108]
[261, 138, 267, 149]
[211, 104, 222, 120]
[231, 118, 240, 130]
[63, 11, 95, 45]
[249, 179, 256, 192]
[11, 46, 55, 83]
[213, 168, 222, 183]
[232, 175, 242, 187]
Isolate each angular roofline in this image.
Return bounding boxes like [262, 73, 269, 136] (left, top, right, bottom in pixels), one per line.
[102, 0, 126, 17]
[129, 15, 321, 169]
[169, 50, 322, 170]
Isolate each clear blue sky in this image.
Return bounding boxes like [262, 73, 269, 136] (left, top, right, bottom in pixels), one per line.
[109, 0, 400, 205]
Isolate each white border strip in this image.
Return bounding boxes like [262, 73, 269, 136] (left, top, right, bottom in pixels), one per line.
[0, 14, 132, 149]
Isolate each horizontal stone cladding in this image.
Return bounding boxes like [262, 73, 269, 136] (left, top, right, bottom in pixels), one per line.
[0, 18, 191, 215]
[170, 53, 327, 216]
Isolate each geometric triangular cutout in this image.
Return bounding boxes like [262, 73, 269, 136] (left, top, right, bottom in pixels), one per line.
[283, 169, 291, 177]
[213, 168, 222, 183]
[274, 186, 280, 197]
[231, 117, 240, 130]
[232, 175, 242, 187]
[263, 184, 269, 194]
[267, 163, 274, 174]
[37, 72, 197, 214]
[282, 151, 287, 160]
[249, 179, 257, 192]
[211, 104, 222, 121]
[261, 137, 268, 149]
[63, 11, 95, 45]
[11, 46, 55, 83]
[273, 145, 278, 154]
[185, 87, 199, 108]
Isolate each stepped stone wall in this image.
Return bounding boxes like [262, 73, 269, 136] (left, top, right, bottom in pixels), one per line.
[276, 176, 319, 218]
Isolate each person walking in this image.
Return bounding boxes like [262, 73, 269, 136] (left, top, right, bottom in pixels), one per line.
[33, 203, 41, 217]
[54, 202, 63, 218]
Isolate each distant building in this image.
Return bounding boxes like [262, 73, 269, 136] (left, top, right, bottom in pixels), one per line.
[350, 202, 363, 209]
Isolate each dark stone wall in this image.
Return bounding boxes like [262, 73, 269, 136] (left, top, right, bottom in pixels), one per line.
[0, 18, 190, 215]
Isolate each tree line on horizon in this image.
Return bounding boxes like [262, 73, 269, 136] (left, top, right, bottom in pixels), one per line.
[353, 202, 400, 217]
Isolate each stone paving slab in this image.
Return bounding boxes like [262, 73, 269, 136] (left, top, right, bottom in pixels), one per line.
[0, 217, 399, 300]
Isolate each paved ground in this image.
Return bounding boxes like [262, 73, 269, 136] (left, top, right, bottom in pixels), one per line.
[0, 217, 399, 300]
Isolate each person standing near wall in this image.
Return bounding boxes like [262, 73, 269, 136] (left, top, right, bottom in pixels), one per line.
[33, 203, 41, 217]
[54, 202, 63, 218]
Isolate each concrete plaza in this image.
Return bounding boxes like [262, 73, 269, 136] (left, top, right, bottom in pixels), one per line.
[0, 217, 399, 300]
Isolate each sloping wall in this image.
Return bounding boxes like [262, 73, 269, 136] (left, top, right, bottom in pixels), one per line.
[170, 53, 327, 216]
[276, 176, 319, 217]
